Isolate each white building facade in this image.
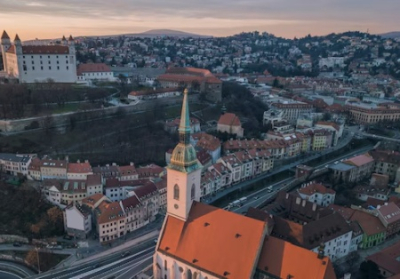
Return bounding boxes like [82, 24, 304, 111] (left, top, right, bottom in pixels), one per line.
[1, 32, 77, 83]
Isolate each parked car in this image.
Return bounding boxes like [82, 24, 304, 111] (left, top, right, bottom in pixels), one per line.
[13, 242, 22, 247]
[63, 235, 73, 240]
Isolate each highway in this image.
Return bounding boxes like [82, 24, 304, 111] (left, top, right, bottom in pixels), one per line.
[30, 239, 157, 279]
[230, 144, 374, 214]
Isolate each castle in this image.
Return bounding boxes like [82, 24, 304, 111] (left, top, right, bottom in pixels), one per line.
[1, 31, 77, 83]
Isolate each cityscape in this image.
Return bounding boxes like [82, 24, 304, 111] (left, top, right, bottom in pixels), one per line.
[1, 2, 400, 279]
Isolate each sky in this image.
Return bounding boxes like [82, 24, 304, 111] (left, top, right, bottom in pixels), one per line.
[0, 0, 399, 40]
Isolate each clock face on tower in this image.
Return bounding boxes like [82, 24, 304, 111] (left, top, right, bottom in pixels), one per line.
[174, 204, 179, 209]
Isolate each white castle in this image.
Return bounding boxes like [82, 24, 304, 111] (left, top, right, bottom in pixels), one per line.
[1, 31, 77, 83]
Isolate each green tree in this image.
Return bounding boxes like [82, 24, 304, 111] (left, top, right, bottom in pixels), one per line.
[358, 260, 383, 279]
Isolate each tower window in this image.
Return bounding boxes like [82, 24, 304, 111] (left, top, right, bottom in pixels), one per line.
[174, 184, 179, 200]
[191, 184, 195, 199]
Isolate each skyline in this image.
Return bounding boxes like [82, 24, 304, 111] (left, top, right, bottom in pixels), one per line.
[0, 0, 399, 40]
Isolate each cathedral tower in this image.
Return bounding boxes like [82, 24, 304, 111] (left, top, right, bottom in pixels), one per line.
[1, 31, 11, 71]
[166, 89, 202, 221]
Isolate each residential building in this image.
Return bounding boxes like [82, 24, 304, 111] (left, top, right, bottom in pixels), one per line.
[270, 102, 313, 124]
[0, 153, 32, 176]
[165, 117, 201, 134]
[119, 163, 139, 181]
[346, 102, 400, 124]
[27, 157, 42, 180]
[271, 213, 353, 261]
[311, 129, 333, 151]
[104, 178, 146, 202]
[191, 132, 221, 163]
[367, 242, 400, 278]
[153, 89, 336, 279]
[130, 182, 160, 222]
[136, 164, 165, 180]
[81, 193, 109, 212]
[297, 182, 336, 207]
[86, 174, 103, 196]
[330, 154, 375, 183]
[67, 161, 92, 180]
[63, 203, 92, 239]
[1, 31, 77, 83]
[42, 179, 88, 206]
[376, 202, 400, 238]
[120, 195, 146, 234]
[40, 159, 68, 180]
[369, 150, 400, 182]
[96, 201, 126, 243]
[154, 177, 167, 210]
[92, 164, 120, 178]
[77, 63, 116, 83]
[217, 113, 244, 138]
[157, 67, 222, 102]
[349, 210, 386, 249]
[315, 121, 343, 146]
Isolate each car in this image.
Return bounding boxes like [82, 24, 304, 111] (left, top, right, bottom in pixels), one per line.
[93, 263, 102, 268]
[63, 235, 73, 240]
[13, 242, 22, 247]
[253, 196, 260, 200]
[121, 251, 131, 258]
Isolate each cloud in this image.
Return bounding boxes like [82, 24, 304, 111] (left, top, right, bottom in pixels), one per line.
[0, 0, 399, 38]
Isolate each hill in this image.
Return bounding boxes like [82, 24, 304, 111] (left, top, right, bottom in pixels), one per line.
[88, 29, 211, 39]
[380, 31, 400, 39]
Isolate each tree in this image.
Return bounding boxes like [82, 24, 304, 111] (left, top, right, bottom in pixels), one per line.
[358, 260, 383, 279]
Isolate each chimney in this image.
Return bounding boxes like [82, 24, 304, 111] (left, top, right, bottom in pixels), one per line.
[302, 199, 306, 207]
[112, 163, 117, 166]
[65, 155, 69, 162]
[296, 197, 301, 205]
[130, 162, 134, 166]
[85, 160, 89, 163]
[77, 159, 80, 163]
[286, 193, 289, 199]
[317, 243, 325, 259]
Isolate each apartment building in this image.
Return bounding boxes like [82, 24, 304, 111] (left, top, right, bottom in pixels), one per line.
[346, 102, 400, 124]
[63, 203, 92, 239]
[369, 150, 400, 182]
[270, 102, 313, 124]
[40, 159, 68, 180]
[67, 161, 93, 180]
[96, 201, 126, 243]
[376, 202, 400, 238]
[330, 154, 375, 183]
[298, 182, 336, 207]
[0, 153, 32, 176]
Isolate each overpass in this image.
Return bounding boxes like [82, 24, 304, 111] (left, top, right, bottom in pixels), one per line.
[360, 132, 400, 143]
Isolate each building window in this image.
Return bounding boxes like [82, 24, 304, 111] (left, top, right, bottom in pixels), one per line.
[164, 260, 167, 270]
[32, 66, 35, 70]
[57, 66, 60, 70]
[66, 66, 69, 70]
[49, 66, 51, 70]
[191, 184, 195, 199]
[174, 184, 179, 200]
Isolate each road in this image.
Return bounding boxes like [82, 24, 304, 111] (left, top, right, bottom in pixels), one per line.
[360, 132, 400, 143]
[0, 270, 21, 279]
[30, 239, 157, 279]
[230, 144, 374, 214]
[0, 261, 35, 279]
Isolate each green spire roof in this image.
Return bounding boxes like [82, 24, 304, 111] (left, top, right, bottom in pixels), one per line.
[169, 88, 202, 173]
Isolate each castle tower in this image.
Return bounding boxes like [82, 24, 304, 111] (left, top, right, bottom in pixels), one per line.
[67, 35, 75, 55]
[61, 35, 67, 46]
[1, 30, 11, 71]
[14, 34, 22, 55]
[166, 88, 202, 221]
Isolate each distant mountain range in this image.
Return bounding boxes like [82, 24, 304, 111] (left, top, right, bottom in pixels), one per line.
[91, 29, 211, 39]
[380, 32, 400, 39]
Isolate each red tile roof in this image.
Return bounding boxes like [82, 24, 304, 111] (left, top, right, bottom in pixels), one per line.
[86, 174, 102, 186]
[367, 241, 400, 275]
[377, 202, 400, 225]
[344, 153, 374, 167]
[257, 236, 336, 279]
[350, 210, 386, 236]
[298, 183, 335, 196]
[7, 45, 70, 55]
[68, 162, 92, 173]
[192, 132, 221, 152]
[158, 202, 267, 279]
[82, 193, 106, 208]
[77, 63, 112, 75]
[121, 195, 141, 210]
[96, 201, 124, 224]
[218, 113, 241, 127]
[133, 182, 158, 200]
[118, 164, 138, 176]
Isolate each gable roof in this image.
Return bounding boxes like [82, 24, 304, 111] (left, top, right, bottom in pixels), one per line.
[344, 154, 374, 167]
[257, 236, 336, 279]
[367, 241, 400, 275]
[96, 201, 124, 224]
[377, 202, 400, 225]
[77, 63, 111, 75]
[68, 162, 92, 173]
[7, 45, 70, 55]
[134, 182, 158, 200]
[218, 113, 241, 127]
[350, 210, 386, 236]
[158, 201, 267, 279]
[298, 183, 336, 196]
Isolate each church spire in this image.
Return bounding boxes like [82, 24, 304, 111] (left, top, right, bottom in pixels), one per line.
[169, 88, 202, 173]
[178, 88, 191, 144]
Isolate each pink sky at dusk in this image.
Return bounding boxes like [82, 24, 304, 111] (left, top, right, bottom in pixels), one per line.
[0, 0, 399, 40]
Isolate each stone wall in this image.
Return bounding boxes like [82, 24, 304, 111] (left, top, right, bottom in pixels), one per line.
[0, 94, 199, 134]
